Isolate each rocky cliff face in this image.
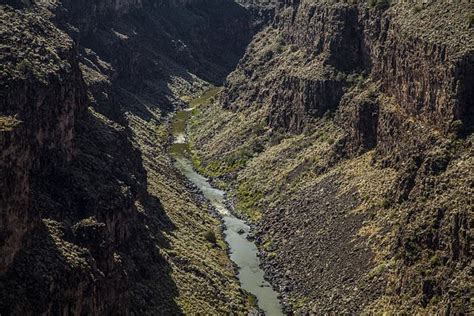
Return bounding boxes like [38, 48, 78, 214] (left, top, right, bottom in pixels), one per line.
[58, 0, 252, 85]
[367, 4, 474, 135]
[224, 1, 473, 137]
[1, 0, 253, 314]
[189, 0, 473, 313]
[0, 6, 87, 274]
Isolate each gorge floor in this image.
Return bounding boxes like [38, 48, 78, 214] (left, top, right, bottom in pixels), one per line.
[169, 89, 284, 315]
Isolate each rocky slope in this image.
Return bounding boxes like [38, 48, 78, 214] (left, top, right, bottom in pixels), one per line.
[1, 0, 255, 314]
[189, 0, 473, 313]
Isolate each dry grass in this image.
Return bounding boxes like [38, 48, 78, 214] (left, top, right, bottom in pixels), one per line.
[0, 115, 21, 132]
[124, 83, 249, 313]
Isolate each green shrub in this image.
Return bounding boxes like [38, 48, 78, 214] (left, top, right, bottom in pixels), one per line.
[368, 262, 387, 278]
[369, 0, 390, 10]
[247, 294, 257, 307]
[382, 198, 392, 209]
[16, 59, 32, 74]
[469, 14, 474, 28]
[429, 254, 441, 266]
[251, 121, 266, 136]
[236, 182, 263, 222]
[204, 230, 217, 245]
[251, 141, 265, 154]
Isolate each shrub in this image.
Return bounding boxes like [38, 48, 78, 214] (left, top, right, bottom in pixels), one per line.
[204, 230, 217, 245]
[369, 0, 390, 10]
[247, 294, 257, 307]
[263, 49, 274, 61]
[382, 198, 392, 209]
[251, 141, 265, 154]
[368, 262, 387, 278]
[469, 14, 474, 28]
[16, 59, 32, 74]
[236, 182, 263, 222]
[0, 115, 21, 132]
[347, 73, 366, 88]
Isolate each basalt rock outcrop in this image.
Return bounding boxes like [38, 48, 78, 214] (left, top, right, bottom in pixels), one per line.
[1, 6, 87, 274]
[189, 0, 473, 314]
[268, 74, 345, 132]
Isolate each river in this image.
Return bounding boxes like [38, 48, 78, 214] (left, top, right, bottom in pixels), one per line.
[169, 89, 284, 315]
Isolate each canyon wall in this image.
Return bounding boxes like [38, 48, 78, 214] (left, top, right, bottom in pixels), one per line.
[58, 0, 252, 84]
[189, 0, 473, 313]
[0, 0, 254, 314]
[224, 0, 473, 137]
[0, 6, 86, 273]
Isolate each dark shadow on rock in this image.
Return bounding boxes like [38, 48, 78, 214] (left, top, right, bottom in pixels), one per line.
[59, 0, 254, 121]
[17, 108, 182, 315]
[0, 1, 258, 314]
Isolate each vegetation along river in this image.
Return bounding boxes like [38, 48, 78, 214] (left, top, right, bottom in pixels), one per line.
[169, 88, 284, 315]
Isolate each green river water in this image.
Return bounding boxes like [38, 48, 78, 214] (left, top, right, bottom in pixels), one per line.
[169, 90, 284, 315]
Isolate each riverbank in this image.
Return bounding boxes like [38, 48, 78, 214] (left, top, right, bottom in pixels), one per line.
[169, 88, 284, 315]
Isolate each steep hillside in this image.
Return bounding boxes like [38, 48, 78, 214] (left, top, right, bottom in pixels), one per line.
[0, 0, 254, 314]
[189, 0, 473, 313]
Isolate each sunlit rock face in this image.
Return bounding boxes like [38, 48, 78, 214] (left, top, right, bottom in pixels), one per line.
[189, 0, 473, 313]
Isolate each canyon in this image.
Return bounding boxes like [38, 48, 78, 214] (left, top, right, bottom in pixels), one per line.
[1, 0, 473, 315]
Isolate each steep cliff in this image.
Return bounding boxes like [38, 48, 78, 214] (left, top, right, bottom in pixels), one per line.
[1, 0, 254, 314]
[189, 0, 473, 313]
[0, 5, 87, 275]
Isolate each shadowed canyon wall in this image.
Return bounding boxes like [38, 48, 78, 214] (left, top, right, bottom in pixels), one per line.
[1, 0, 254, 314]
